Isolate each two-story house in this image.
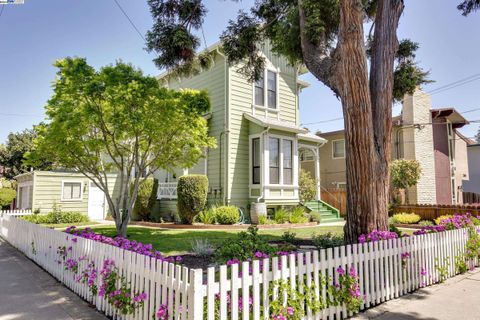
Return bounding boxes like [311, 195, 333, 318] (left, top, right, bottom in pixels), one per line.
[314, 90, 471, 205]
[153, 42, 339, 221]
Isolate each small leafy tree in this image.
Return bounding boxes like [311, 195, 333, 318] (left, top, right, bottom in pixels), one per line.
[0, 188, 16, 208]
[0, 127, 52, 179]
[27, 58, 215, 236]
[177, 175, 208, 224]
[475, 127, 480, 144]
[390, 159, 422, 204]
[299, 168, 317, 203]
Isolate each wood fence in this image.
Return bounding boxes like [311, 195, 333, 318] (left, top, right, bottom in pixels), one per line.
[463, 192, 480, 205]
[0, 215, 477, 320]
[321, 189, 346, 216]
[392, 204, 480, 221]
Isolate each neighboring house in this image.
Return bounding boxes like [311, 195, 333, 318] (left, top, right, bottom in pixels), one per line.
[15, 171, 119, 220]
[316, 90, 470, 205]
[154, 42, 332, 219]
[463, 143, 480, 197]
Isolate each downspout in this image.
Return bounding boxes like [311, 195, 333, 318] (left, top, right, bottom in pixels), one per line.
[257, 127, 270, 202]
[223, 53, 230, 205]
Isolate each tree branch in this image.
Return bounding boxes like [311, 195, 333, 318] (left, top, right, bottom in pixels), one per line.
[298, 0, 340, 96]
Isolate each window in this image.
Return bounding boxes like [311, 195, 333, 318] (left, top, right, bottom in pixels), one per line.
[252, 138, 261, 184]
[269, 137, 280, 184]
[283, 140, 293, 184]
[267, 71, 277, 109]
[62, 182, 82, 200]
[333, 140, 345, 158]
[254, 74, 264, 106]
[253, 69, 278, 109]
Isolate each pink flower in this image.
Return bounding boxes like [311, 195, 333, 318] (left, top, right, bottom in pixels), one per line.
[287, 307, 294, 315]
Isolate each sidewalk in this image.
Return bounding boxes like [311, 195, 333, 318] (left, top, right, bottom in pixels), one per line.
[352, 268, 480, 320]
[0, 238, 106, 320]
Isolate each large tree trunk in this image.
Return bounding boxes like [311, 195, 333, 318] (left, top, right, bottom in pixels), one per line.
[337, 0, 381, 243]
[299, 0, 404, 243]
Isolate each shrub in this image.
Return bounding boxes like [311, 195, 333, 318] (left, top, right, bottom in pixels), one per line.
[258, 215, 274, 225]
[274, 208, 290, 224]
[177, 175, 208, 224]
[281, 231, 296, 244]
[299, 169, 316, 203]
[196, 206, 217, 224]
[391, 212, 421, 224]
[131, 178, 158, 221]
[0, 188, 16, 208]
[389, 224, 403, 237]
[215, 226, 274, 263]
[214, 206, 239, 225]
[312, 232, 344, 249]
[289, 206, 309, 224]
[419, 220, 434, 226]
[435, 215, 453, 225]
[22, 211, 89, 224]
[309, 211, 321, 223]
[191, 239, 215, 257]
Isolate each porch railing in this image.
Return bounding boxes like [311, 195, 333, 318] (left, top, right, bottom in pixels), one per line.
[156, 182, 178, 199]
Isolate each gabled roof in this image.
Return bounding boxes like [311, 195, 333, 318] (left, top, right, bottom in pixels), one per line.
[244, 113, 307, 134]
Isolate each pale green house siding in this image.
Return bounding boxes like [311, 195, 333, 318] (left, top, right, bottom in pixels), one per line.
[18, 171, 120, 214]
[157, 53, 226, 202]
[157, 42, 320, 217]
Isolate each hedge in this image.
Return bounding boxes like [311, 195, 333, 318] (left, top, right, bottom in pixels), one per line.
[177, 175, 208, 224]
[131, 178, 158, 221]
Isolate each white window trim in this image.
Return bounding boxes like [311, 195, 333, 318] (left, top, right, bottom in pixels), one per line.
[251, 66, 280, 117]
[267, 133, 296, 186]
[249, 133, 263, 187]
[61, 180, 84, 202]
[332, 139, 346, 159]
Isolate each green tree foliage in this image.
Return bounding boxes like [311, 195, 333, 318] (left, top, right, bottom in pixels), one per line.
[299, 168, 316, 203]
[458, 0, 480, 15]
[0, 188, 16, 208]
[390, 159, 422, 191]
[177, 174, 209, 224]
[131, 178, 158, 221]
[27, 58, 215, 236]
[0, 127, 51, 179]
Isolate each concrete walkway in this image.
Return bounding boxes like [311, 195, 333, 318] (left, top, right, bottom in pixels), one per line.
[0, 238, 107, 320]
[352, 269, 480, 320]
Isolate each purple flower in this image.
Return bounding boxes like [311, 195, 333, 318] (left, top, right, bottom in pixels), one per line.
[336, 266, 345, 275]
[287, 307, 294, 315]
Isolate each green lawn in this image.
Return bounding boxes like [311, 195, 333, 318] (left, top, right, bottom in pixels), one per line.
[43, 221, 101, 229]
[85, 225, 343, 256]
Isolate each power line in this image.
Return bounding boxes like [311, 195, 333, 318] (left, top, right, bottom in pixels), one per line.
[301, 117, 343, 126]
[112, 0, 145, 42]
[427, 73, 480, 94]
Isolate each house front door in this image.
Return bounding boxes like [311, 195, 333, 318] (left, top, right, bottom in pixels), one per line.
[88, 182, 105, 220]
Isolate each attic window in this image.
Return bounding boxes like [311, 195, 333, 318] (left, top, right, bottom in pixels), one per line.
[254, 69, 278, 109]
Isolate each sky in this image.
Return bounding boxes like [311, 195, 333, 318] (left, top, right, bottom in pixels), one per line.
[0, 0, 479, 143]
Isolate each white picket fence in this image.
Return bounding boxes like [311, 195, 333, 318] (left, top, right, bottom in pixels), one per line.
[0, 215, 477, 320]
[0, 209, 32, 217]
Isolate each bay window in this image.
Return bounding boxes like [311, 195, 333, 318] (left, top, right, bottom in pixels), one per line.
[283, 140, 293, 184]
[269, 137, 280, 184]
[252, 138, 260, 184]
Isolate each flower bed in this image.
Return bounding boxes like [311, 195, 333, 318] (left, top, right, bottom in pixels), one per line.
[65, 226, 182, 263]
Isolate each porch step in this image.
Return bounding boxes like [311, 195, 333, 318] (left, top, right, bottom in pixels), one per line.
[303, 200, 344, 225]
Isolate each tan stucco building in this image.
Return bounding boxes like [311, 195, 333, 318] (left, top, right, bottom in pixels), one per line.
[313, 90, 471, 205]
